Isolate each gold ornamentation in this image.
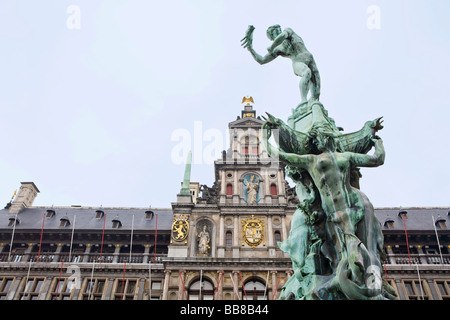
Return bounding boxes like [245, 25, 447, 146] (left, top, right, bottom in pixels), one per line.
[171, 214, 190, 243]
[241, 215, 265, 248]
[241, 96, 254, 106]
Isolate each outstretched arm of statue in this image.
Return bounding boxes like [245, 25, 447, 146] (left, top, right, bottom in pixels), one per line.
[264, 138, 312, 168]
[241, 25, 277, 65]
[349, 137, 385, 167]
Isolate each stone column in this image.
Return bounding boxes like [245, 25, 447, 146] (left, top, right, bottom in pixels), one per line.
[83, 244, 92, 263]
[113, 244, 121, 263]
[54, 243, 63, 262]
[216, 270, 224, 300]
[143, 245, 150, 264]
[162, 270, 171, 300]
[271, 271, 278, 300]
[177, 270, 186, 300]
[218, 215, 225, 258]
[232, 271, 240, 300]
[23, 243, 33, 262]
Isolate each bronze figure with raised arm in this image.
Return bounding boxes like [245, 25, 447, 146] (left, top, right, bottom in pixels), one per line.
[241, 25, 321, 102]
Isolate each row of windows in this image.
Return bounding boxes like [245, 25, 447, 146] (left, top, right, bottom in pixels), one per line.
[226, 183, 278, 196]
[0, 276, 162, 300]
[1, 276, 449, 300]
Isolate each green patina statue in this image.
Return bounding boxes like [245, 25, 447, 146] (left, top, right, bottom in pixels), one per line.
[242, 25, 397, 300]
[241, 24, 320, 102]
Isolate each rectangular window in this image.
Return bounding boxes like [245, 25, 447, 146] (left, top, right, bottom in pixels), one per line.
[82, 278, 106, 300]
[270, 184, 277, 196]
[50, 278, 74, 300]
[226, 184, 233, 196]
[19, 278, 44, 300]
[435, 280, 450, 300]
[226, 232, 232, 249]
[151, 281, 162, 290]
[402, 280, 430, 300]
[114, 279, 137, 300]
[0, 278, 13, 300]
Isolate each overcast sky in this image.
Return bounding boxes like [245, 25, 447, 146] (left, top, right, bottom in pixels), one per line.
[1, 1, 449, 209]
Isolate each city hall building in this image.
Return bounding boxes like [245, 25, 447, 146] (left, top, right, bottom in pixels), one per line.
[0, 101, 449, 300]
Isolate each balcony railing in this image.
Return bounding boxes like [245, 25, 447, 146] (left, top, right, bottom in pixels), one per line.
[0, 253, 167, 264]
[385, 253, 450, 265]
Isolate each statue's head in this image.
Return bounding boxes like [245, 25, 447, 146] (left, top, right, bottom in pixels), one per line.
[266, 25, 282, 40]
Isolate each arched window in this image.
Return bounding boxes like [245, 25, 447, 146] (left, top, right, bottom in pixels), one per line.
[226, 231, 232, 249]
[270, 183, 277, 196]
[274, 231, 281, 244]
[243, 279, 266, 300]
[188, 278, 214, 300]
[226, 183, 233, 196]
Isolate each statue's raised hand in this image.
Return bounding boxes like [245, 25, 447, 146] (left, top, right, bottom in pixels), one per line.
[241, 25, 255, 49]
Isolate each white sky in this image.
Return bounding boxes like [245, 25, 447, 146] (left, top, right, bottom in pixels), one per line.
[1, 1, 449, 209]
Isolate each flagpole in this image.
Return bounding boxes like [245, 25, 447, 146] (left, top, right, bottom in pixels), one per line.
[121, 261, 127, 300]
[25, 258, 32, 299]
[432, 216, 444, 263]
[401, 215, 412, 264]
[55, 260, 64, 300]
[129, 214, 135, 262]
[416, 264, 424, 300]
[8, 212, 19, 262]
[89, 261, 95, 300]
[149, 262, 152, 299]
[100, 213, 106, 263]
[37, 213, 46, 262]
[154, 213, 158, 262]
[69, 215, 76, 262]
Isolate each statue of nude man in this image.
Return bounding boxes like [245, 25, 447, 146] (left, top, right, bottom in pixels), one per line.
[241, 25, 321, 102]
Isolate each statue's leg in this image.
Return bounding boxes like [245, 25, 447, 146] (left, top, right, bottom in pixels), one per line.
[292, 62, 311, 102]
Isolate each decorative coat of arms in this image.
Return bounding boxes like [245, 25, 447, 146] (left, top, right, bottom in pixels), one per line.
[171, 214, 190, 243]
[241, 215, 265, 248]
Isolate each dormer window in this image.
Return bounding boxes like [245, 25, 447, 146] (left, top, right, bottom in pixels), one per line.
[112, 217, 122, 229]
[398, 210, 408, 220]
[145, 210, 154, 220]
[46, 209, 55, 218]
[60, 217, 70, 227]
[8, 217, 20, 227]
[95, 210, 105, 219]
[435, 215, 447, 229]
[384, 216, 395, 229]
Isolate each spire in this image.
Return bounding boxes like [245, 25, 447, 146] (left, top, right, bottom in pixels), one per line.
[180, 150, 192, 195]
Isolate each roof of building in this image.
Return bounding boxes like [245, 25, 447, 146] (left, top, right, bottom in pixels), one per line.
[376, 207, 450, 232]
[0, 206, 449, 233]
[0, 206, 173, 232]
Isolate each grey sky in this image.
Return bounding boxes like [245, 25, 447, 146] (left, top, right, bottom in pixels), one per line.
[1, 1, 449, 209]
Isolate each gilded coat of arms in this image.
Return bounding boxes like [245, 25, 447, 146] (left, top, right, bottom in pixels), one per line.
[171, 214, 189, 243]
[241, 215, 265, 248]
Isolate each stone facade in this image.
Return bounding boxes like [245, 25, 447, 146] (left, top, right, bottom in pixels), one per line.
[0, 103, 449, 300]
